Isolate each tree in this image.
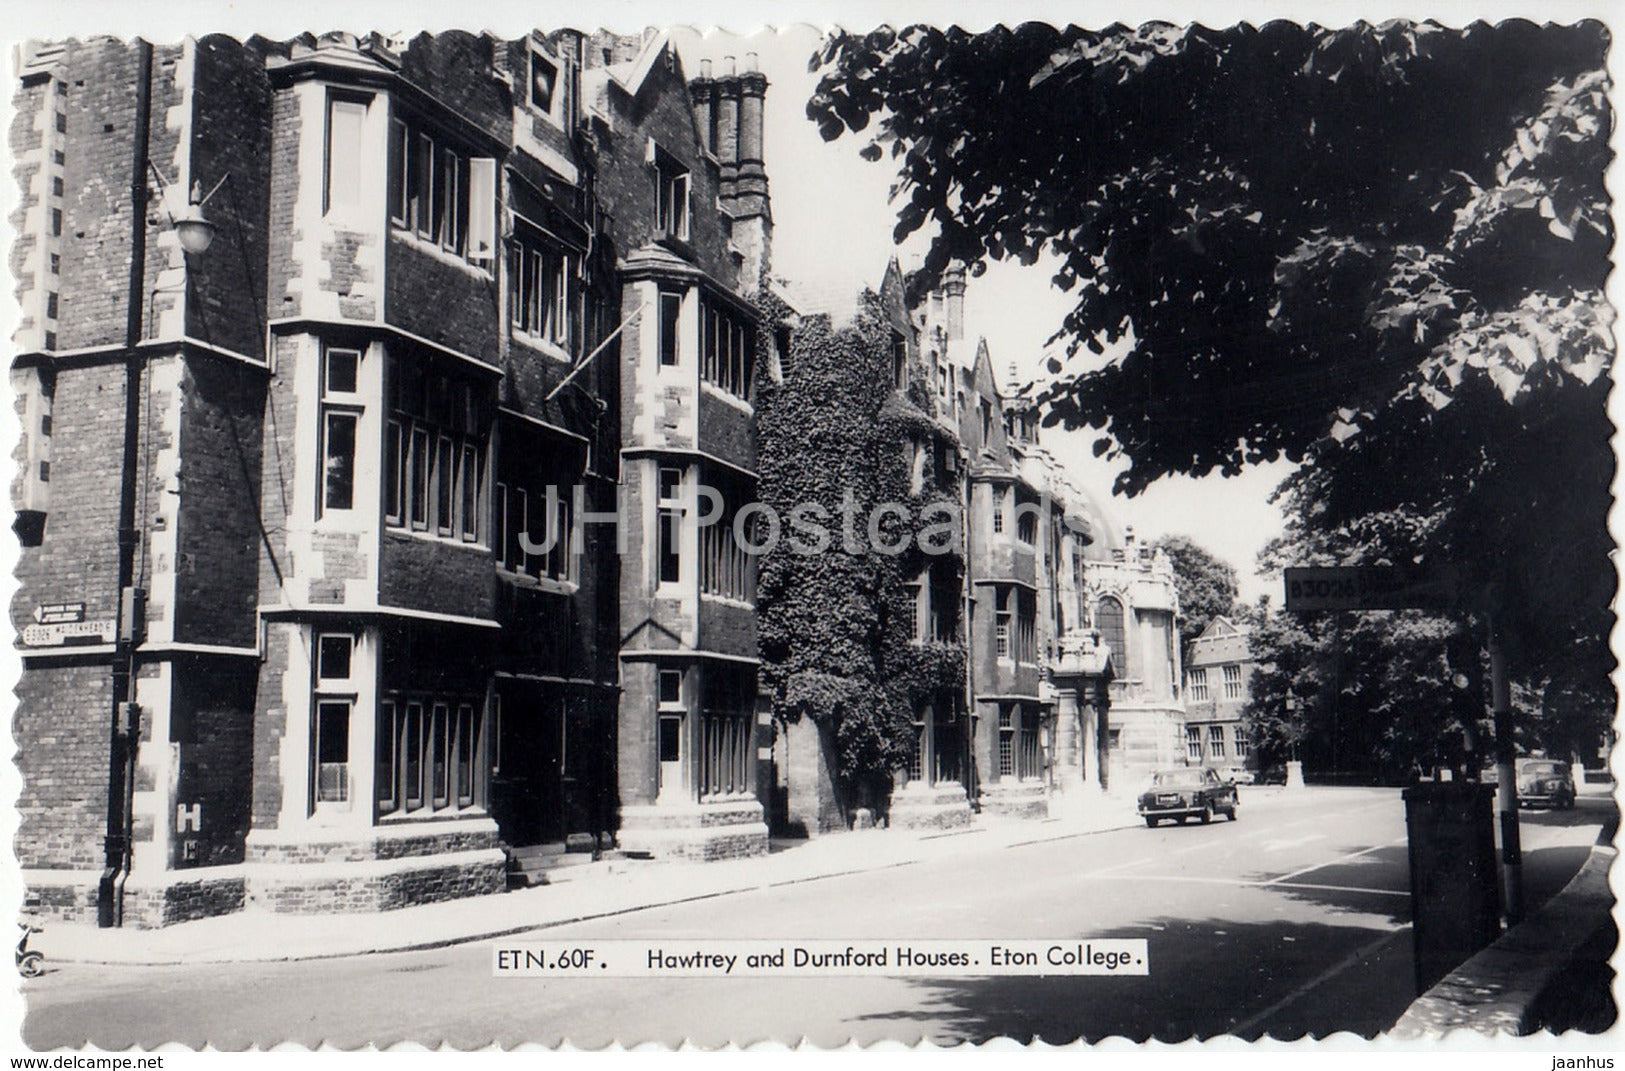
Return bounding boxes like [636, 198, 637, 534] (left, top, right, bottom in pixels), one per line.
[809, 20, 1612, 716]
[1151, 534, 1237, 657]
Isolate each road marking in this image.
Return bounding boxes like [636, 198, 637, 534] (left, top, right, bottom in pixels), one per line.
[1079, 874, 1409, 898]
[1261, 836, 1408, 886]
[1262, 833, 1328, 852]
[1229, 927, 1411, 1038]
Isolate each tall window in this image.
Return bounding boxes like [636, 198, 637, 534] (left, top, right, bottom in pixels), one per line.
[1186, 725, 1203, 762]
[928, 576, 958, 642]
[1234, 732, 1251, 759]
[991, 487, 1006, 535]
[903, 584, 921, 642]
[1222, 663, 1244, 700]
[496, 483, 573, 582]
[389, 117, 495, 263]
[700, 669, 753, 798]
[995, 589, 1011, 658]
[657, 466, 683, 585]
[319, 347, 362, 517]
[1095, 596, 1127, 678]
[1015, 489, 1039, 545]
[999, 705, 1014, 777]
[1188, 667, 1209, 702]
[509, 235, 576, 350]
[312, 634, 356, 809]
[658, 290, 682, 366]
[654, 151, 690, 240]
[658, 669, 684, 795]
[700, 293, 754, 399]
[1208, 724, 1226, 760]
[1014, 588, 1037, 664]
[700, 473, 751, 602]
[325, 97, 366, 213]
[384, 356, 488, 542]
[376, 692, 482, 818]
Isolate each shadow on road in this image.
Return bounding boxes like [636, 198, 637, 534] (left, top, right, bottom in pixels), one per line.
[847, 914, 1416, 1044]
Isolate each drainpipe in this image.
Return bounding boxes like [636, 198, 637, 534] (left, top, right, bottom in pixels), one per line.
[99, 38, 152, 928]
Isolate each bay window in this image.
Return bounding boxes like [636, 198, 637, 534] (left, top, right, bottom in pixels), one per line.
[509, 234, 577, 350]
[700, 292, 753, 399]
[389, 116, 495, 263]
[375, 692, 484, 818]
[383, 355, 489, 543]
[319, 347, 362, 518]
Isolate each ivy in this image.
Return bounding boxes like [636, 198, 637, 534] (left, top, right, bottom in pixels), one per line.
[755, 287, 967, 798]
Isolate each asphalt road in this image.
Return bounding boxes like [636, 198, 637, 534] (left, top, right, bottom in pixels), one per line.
[20, 787, 1612, 1049]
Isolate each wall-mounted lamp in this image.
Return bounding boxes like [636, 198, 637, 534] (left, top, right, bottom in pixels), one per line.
[148, 163, 227, 256]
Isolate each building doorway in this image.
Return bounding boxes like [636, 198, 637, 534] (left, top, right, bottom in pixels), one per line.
[487, 684, 566, 848]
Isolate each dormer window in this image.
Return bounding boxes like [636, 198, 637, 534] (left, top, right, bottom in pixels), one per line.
[652, 146, 690, 241]
[530, 49, 558, 113]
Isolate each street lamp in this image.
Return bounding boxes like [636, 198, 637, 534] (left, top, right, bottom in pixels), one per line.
[149, 166, 227, 256]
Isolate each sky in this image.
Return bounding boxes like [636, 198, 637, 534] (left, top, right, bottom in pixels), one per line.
[670, 25, 1292, 604]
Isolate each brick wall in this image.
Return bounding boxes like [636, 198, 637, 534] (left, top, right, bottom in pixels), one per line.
[15, 660, 112, 868]
[54, 40, 183, 352]
[593, 53, 739, 292]
[696, 389, 753, 466]
[9, 76, 45, 345]
[398, 33, 510, 142]
[171, 655, 257, 867]
[185, 36, 273, 360]
[250, 622, 293, 830]
[618, 660, 658, 807]
[12, 360, 126, 634]
[266, 87, 301, 316]
[378, 531, 495, 620]
[172, 355, 264, 648]
[384, 234, 499, 356]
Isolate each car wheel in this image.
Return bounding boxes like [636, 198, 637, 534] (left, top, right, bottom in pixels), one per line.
[1200, 804, 1214, 825]
[1144, 816, 1158, 828]
[1227, 804, 1239, 822]
[1175, 816, 1187, 825]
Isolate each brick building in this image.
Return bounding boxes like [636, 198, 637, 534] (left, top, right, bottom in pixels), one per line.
[10, 29, 770, 927]
[1182, 615, 1256, 774]
[763, 261, 1179, 831]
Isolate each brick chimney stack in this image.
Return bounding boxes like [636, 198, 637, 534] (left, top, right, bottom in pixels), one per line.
[691, 52, 772, 296]
[942, 262, 966, 341]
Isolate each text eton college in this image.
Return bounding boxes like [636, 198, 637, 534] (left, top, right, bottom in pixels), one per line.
[10, 30, 1201, 928]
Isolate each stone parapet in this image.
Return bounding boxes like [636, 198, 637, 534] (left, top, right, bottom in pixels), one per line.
[980, 780, 1050, 820]
[617, 800, 769, 860]
[888, 783, 974, 831]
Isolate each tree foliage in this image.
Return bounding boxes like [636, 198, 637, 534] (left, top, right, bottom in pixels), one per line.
[809, 21, 1610, 490]
[810, 20, 1614, 718]
[1151, 534, 1238, 655]
[755, 290, 966, 800]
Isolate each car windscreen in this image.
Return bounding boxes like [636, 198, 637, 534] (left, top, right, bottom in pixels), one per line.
[1520, 762, 1563, 777]
[1150, 770, 1205, 789]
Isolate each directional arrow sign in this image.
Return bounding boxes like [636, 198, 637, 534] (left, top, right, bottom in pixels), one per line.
[1284, 566, 1460, 612]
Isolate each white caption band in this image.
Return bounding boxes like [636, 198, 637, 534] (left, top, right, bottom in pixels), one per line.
[493, 939, 1149, 977]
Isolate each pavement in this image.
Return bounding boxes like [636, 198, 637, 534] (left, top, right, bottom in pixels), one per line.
[34, 788, 1157, 967]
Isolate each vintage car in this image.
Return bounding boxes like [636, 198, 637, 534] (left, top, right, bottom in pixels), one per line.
[1137, 766, 1240, 827]
[1516, 758, 1576, 809]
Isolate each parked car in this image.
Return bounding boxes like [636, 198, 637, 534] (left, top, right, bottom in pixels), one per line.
[1223, 766, 1256, 786]
[1516, 758, 1576, 809]
[1137, 767, 1239, 827]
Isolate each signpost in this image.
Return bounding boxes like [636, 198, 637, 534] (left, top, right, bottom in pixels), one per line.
[1284, 561, 1524, 983]
[1284, 566, 1459, 612]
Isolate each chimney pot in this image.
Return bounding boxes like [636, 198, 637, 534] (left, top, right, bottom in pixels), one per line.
[744, 52, 759, 73]
[699, 58, 712, 78]
[721, 55, 736, 76]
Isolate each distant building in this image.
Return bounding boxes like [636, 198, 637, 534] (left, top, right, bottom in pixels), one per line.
[1181, 616, 1256, 771]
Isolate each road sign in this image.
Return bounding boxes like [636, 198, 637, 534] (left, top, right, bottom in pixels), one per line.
[1284, 566, 1459, 612]
[33, 601, 85, 625]
[20, 619, 116, 647]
